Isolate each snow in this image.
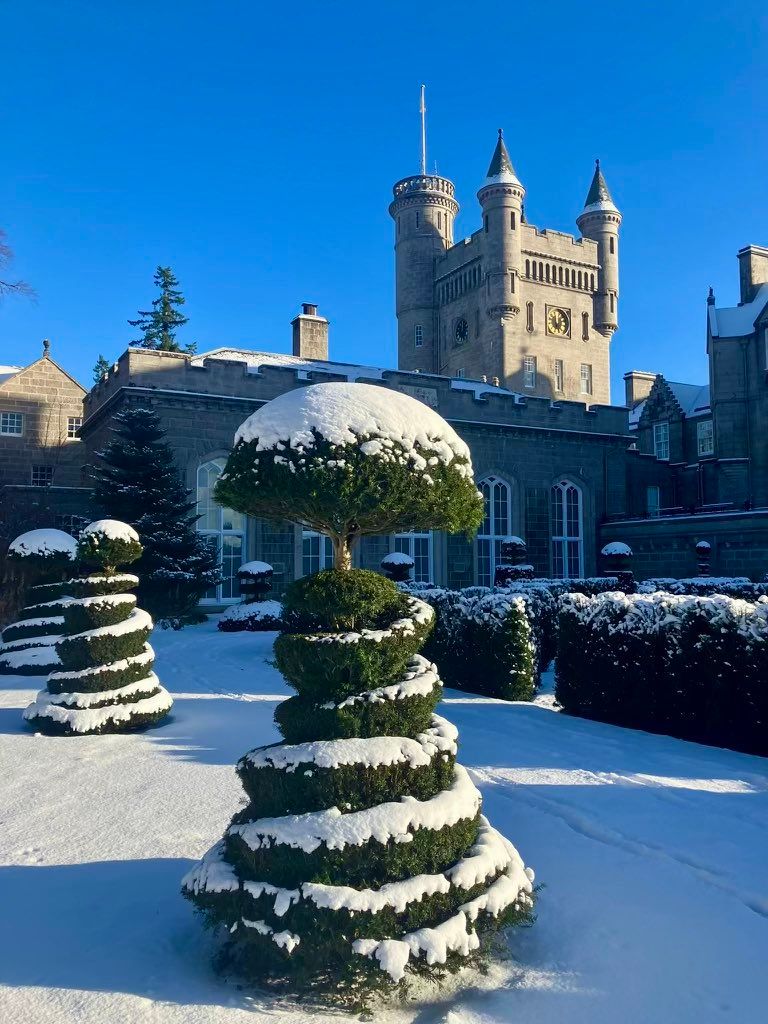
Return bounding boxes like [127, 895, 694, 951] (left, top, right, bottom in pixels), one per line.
[49, 644, 154, 683]
[307, 597, 433, 649]
[330, 654, 440, 708]
[600, 542, 632, 556]
[23, 686, 173, 732]
[63, 607, 153, 643]
[580, 199, 619, 215]
[8, 529, 78, 560]
[710, 282, 768, 337]
[233, 382, 474, 478]
[38, 673, 163, 709]
[0, 644, 61, 671]
[231, 763, 481, 854]
[1, 621, 768, 1023]
[0, 364, 21, 385]
[0, 633, 63, 652]
[219, 600, 282, 624]
[381, 552, 415, 565]
[236, 561, 273, 575]
[81, 519, 140, 544]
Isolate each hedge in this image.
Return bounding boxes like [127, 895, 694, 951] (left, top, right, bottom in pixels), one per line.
[556, 591, 768, 755]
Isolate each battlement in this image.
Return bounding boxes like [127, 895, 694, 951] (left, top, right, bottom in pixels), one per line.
[521, 223, 599, 264]
[82, 346, 631, 440]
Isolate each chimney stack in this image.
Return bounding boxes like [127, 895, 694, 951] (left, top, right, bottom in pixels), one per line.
[737, 245, 768, 304]
[291, 302, 329, 361]
[623, 370, 657, 410]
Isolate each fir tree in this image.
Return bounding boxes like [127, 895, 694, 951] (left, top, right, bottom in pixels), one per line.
[92, 354, 110, 383]
[128, 265, 194, 353]
[91, 406, 219, 622]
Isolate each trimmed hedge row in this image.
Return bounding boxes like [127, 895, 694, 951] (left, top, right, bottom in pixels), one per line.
[556, 591, 768, 755]
[638, 577, 768, 600]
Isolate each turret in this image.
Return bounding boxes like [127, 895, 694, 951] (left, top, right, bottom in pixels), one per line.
[577, 160, 621, 335]
[476, 130, 525, 321]
[390, 173, 458, 372]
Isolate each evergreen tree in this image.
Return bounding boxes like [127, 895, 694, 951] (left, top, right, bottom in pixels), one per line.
[91, 406, 220, 622]
[92, 354, 110, 383]
[183, 383, 535, 1005]
[128, 265, 194, 353]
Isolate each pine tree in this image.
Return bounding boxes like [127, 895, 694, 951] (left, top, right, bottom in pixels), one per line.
[183, 383, 535, 1005]
[128, 265, 194, 353]
[92, 354, 111, 383]
[91, 406, 220, 622]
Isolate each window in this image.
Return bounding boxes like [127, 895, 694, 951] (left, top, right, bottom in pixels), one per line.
[437, 211, 442, 229]
[582, 312, 590, 340]
[610, 236, 615, 254]
[551, 480, 583, 578]
[526, 301, 534, 333]
[697, 419, 714, 457]
[554, 359, 564, 393]
[415, 212, 420, 228]
[31, 465, 54, 487]
[545, 264, 551, 283]
[302, 530, 334, 576]
[456, 368, 466, 377]
[0, 411, 23, 435]
[610, 293, 615, 312]
[67, 416, 82, 439]
[653, 421, 670, 460]
[523, 356, 537, 389]
[484, 215, 489, 233]
[590, 273, 595, 291]
[414, 324, 423, 348]
[394, 532, 432, 584]
[558, 266, 563, 285]
[646, 485, 661, 518]
[475, 309, 480, 337]
[564, 268, 570, 286]
[476, 476, 512, 587]
[580, 363, 592, 395]
[197, 459, 246, 602]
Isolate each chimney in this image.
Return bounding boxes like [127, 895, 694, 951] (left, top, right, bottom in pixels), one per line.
[623, 370, 657, 409]
[291, 302, 329, 361]
[737, 245, 768, 304]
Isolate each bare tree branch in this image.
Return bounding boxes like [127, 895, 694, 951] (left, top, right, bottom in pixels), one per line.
[0, 229, 35, 301]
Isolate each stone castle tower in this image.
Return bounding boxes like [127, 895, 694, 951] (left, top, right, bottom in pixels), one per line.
[389, 131, 621, 404]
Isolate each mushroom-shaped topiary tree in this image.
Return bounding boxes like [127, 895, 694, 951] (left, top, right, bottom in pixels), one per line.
[23, 519, 173, 734]
[183, 382, 535, 1005]
[380, 550, 415, 584]
[218, 561, 283, 632]
[0, 529, 78, 676]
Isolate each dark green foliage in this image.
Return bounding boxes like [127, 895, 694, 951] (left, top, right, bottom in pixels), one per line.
[47, 645, 153, 693]
[128, 265, 193, 352]
[3, 617, 63, 642]
[274, 608, 432, 702]
[639, 578, 768, 600]
[78, 530, 142, 574]
[282, 569, 405, 632]
[91, 407, 219, 621]
[18, 600, 70, 620]
[63, 596, 136, 634]
[27, 703, 170, 737]
[92, 353, 111, 383]
[226, 813, 481, 889]
[236, 747, 455, 816]
[556, 592, 768, 755]
[275, 685, 440, 744]
[57, 622, 151, 671]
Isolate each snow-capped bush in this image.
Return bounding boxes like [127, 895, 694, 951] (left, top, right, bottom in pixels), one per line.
[637, 577, 768, 600]
[380, 551, 414, 583]
[183, 383, 532, 1004]
[218, 600, 283, 632]
[556, 590, 768, 755]
[23, 521, 173, 735]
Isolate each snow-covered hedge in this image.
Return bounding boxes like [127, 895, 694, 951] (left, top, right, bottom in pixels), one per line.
[637, 577, 768, 600]
[218, 600, 283, 632]
[556, 591, 768, 755]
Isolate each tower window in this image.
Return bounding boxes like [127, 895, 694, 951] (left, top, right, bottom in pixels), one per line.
[532, 262, 537, 280]
[577, 271, 583, 289]
[610, 293, 615, 313]
[590, 273, 595, 291]
[397, 216, 401, 236]
[526, 301, 534, 333]
[610, 236, 615, 254]
[524, 356, 537, 389]
[565, 268, 570, 286]
[545, 264, 551, 283]
[510, 273, 515, 293]
[437, 211, 442, 229]
[539, 262, 544, 279]
[475, 309, 480, 337]
[414, 325, 423, 348]
[525, 259, 530, 277]
[554, 359, 564, 393]
[580, 363, 593, 396]
[415, 212, 420, 228]
[582, 312, 589, 340]
[484, 214, 489, 233]
[510, 211, 516, 230]
[558, 266, 563, 285]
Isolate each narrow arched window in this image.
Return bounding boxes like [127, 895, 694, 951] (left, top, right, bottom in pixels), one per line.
[510, 211, 516, 230]
[437, 211, 442, 229]
[582, 312, 589, 340]
[539, 261, 544, 279]
[578, 270, 583, 289]
[532, 262, 537, 280]
[565, 268, 570, 286]
[590, 273, 595, 291]
[525, 259, 530, 277]
[558, 266, 563, 285]
[551, 480, 583, 579]
[610, 293, 615, 312]
[610, 236, 615, 254]
[545, 264, 551, 282]
[476, 476, 513, 587]
[526, 301, 534, 333]
[484, 214, 489, 233]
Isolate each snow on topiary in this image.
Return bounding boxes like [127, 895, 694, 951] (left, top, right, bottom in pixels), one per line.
[0, 529, 79, 676]
[381, 551, 414, 583]
[183, 383, 534, 1004]
[23, 520, 173, 735]
[218, 599, 284, 633]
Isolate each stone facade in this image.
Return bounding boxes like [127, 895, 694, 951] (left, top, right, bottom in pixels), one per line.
[390, 134, 619, 405]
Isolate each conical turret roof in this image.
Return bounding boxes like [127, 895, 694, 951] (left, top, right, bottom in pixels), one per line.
[481, 129, 521, 187]
[581, 160, 619, 214]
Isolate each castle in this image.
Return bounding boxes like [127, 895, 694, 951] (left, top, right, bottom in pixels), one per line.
[390, 130, 620, 404]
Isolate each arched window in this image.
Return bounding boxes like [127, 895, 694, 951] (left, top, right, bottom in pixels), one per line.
[565, 268, 570, 286]
[577, 271, 583, 289]
[476, 476, 512, 587]
[437, 211, 442, 230]
[526, 301, 534, 332]
[484, 214, 489, 233]
[558, 266, 563, 285]
[302, 530, 333, 575]
[510, 211, 516, 230]
[197, 459, 246, 602]
[532, 262, 537, 280]
[582, 312, 589, 340]
[610, 236, 615, 254]
[545, 264, 551, 282]
[590, 273, 595, 291]
[525, 259, 530, 277]
[551, 480, 583, 579]
[539, 261, 544, 279]
[394, 531, 433, 583]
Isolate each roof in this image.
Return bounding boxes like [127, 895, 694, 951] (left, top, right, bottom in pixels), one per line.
[667, 381, 710, 418]
[708, 282, 768, 337]
[0, 365, 21, 386]
[481, 130, 521, 188]
[580, 160, 619, 215]
[192, 347, 390, 383]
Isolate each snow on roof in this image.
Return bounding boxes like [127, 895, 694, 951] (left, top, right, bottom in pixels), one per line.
[192, 347, 388, 383]
[450, 378, 518, 400]
[8, 529, 78, 560]
[580, 199, 619, 216]
[234, 382, 474, 476]
[709, 283, 768, 337]
[667, 381, 711, 418]
[0, 365, 21, 386]
[628, 399, 646, 428]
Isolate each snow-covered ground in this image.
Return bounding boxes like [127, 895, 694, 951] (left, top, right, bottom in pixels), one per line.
[1, 617, 767, 1023]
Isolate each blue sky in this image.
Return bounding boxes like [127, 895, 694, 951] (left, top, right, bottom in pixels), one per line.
[1, 1, 766, 401]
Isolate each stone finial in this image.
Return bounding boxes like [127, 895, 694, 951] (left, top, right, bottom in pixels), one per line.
[707, 286, 715, 306]
[42, 338, 51, 357]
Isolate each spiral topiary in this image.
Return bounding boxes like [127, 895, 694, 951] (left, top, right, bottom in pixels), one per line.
[183, 383, 535, 1005]
[0, 529, 78, 675]
[23, 519, 173, 735]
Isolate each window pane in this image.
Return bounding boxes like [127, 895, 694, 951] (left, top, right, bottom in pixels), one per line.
[221, 535, 243, 599]
[477, 538, 491, 589]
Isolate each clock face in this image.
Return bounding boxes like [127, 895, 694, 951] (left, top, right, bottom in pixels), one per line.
[546, 307, 570, 337]
[455, 318, 469, 344]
